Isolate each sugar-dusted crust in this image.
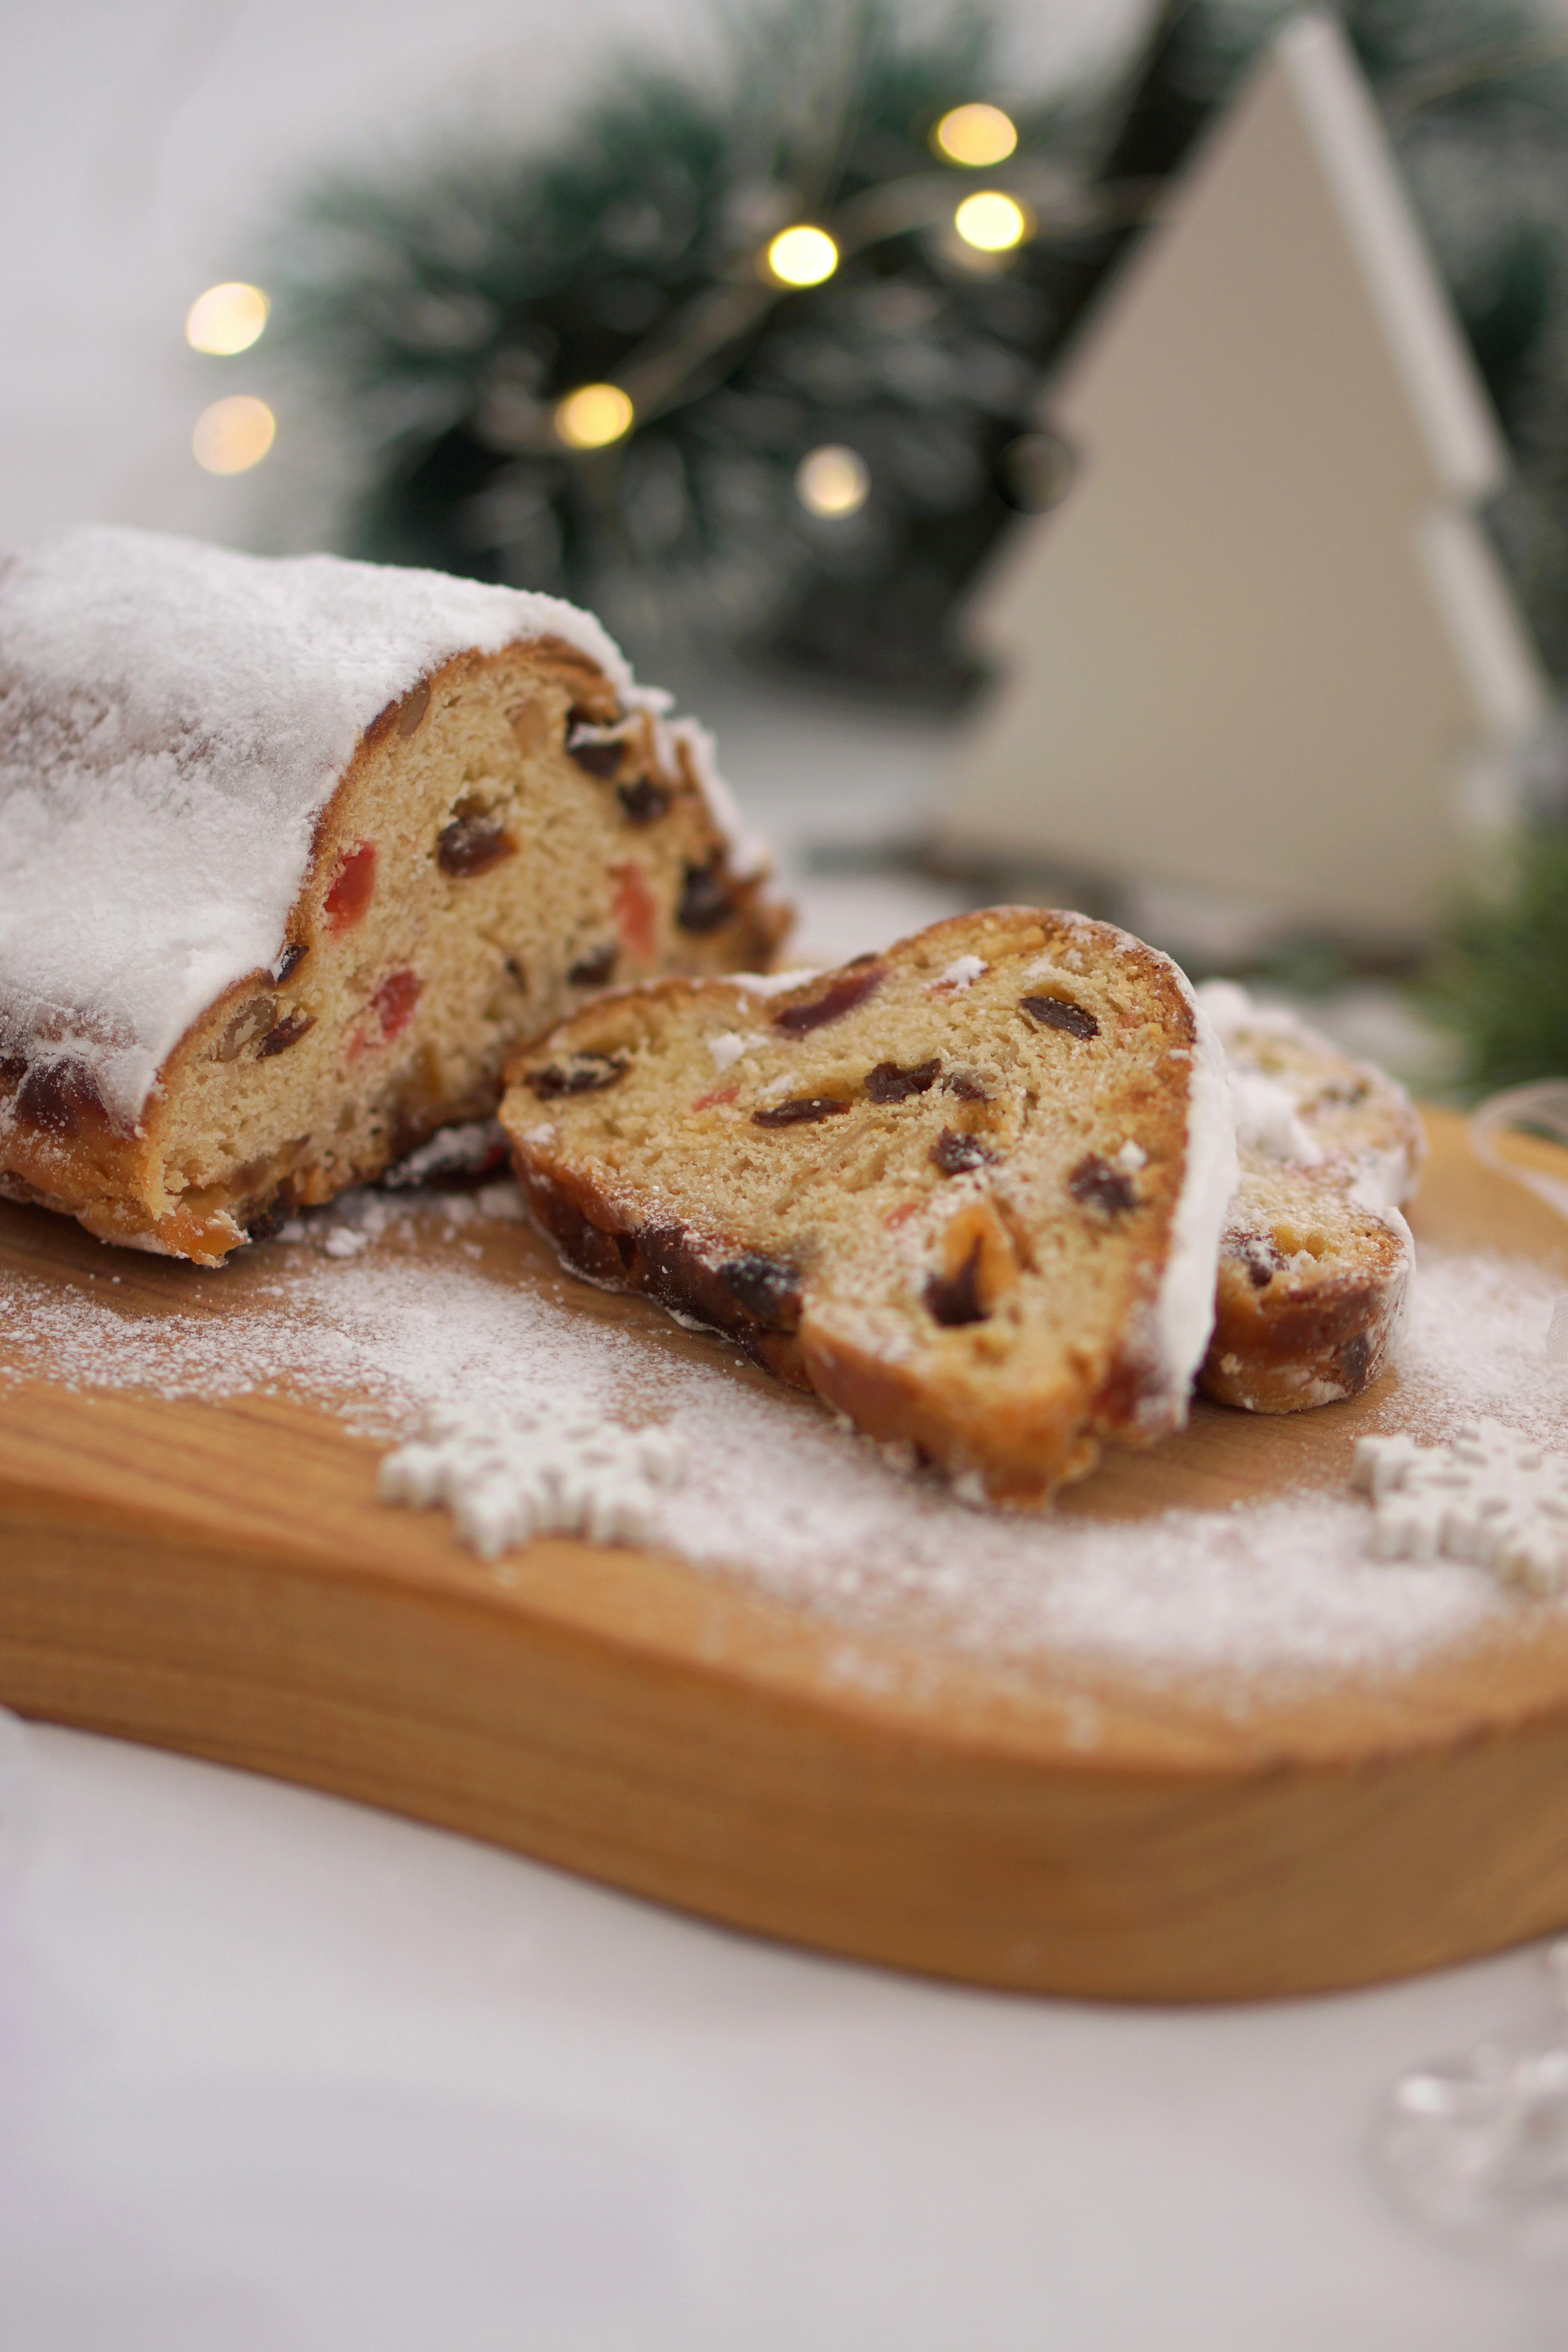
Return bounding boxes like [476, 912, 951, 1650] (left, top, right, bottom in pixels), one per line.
[1195, 983, 1423, 1413]
[0, 535, 784, 1263]
[500, 909, 1235, 1505]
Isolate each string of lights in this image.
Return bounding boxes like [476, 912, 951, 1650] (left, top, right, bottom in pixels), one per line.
[185, 0, 1568, 698]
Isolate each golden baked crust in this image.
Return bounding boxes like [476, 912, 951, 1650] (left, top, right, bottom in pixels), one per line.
[500, 909, 1232, 1505]
[1198, 996, 1423, 1413]
[0, 637, 784, 1263]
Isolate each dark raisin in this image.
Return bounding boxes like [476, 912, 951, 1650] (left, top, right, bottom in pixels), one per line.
[258, 1010, 316, 1058]
[568, 942, 618, 987]
[530, 1052, 628, 1099]
[1021, 995, 1098, 1040]
[944, 1071, 988, 1101]
[926, 1245, 989, 1327]
[718, 1250, 802, 1329]
[566, 717, 624, 779]
[752, 1096, 853, 1128]
[271, 942, 307, 984]
[774, 967, 884, 1034]
[1069, 1154, 1138, 1216]
[618, 778, 670, 824]
[245, 1183, 299, 1244]
[931, 1128, 996, 1176]
[1232, 1233, 1283, 1290]
[677, 858, 737, 935]
[437, 815, 516, 878]
[1338, 1331, 1373, 1392]
[866, 1058, 940, 1103]
[16, 1058, 103, 1137]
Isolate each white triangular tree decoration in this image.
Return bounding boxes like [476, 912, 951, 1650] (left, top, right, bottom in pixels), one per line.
[941, 12, 1548, 935]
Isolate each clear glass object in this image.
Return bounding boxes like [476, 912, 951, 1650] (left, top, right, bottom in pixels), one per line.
[1375, 1942, 1568, 2261]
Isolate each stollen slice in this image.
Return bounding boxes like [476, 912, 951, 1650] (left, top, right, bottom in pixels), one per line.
[1196, 982, 1423, 1412]
[501, 908, 1235, 1504]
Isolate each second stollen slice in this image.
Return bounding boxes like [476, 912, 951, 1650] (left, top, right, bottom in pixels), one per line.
[501, 909, 1236, 1503]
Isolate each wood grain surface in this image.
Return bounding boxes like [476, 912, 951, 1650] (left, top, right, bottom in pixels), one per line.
[2, 1106, 1566, 2002]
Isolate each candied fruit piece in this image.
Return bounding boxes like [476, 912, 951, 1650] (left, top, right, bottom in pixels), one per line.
[718, 1250, 801, 1330]
[931, 1128, 995, 1176]
[216, 994, 278, 1062]
[611, 861, 659, 961]
[325, 842, 376, 932]
[568, 942, 618, 987]
[530, 1052, 628, 1099]
[1069, 1153, 1138, 1217]
[677, 859, 735, 936]
[775, 967, 883, 1034]
[437, 813, 515, 877]
[372, 967, 422, 1042]
[866, 1057, 939, 1102]
[751, 1095, 853, 1128]
[618, 777, 670, 825]
[396, 682, 431, 737]
[566, 719, 623, 780]
[258, 1009, 315, 1058]
[15, 1058, 103, 1137]
[1020, 994, 1098, 1040]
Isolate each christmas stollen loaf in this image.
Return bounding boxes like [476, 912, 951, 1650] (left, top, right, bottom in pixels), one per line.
[0, 526, 783, 1263]
[500, 909, 1236, 1503]
[1196, 982, 1423, 1412]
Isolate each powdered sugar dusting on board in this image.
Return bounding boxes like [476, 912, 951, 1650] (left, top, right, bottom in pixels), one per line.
[4, 1189, 1561, 1688]
[0, 526, 754, 1122]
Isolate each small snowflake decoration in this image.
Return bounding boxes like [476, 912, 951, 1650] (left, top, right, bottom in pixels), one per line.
[379, 1409, 687, 1559]
[1351, 1419, 1568, 1595]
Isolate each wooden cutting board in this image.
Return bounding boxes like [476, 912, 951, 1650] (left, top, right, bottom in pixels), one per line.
[2, 1106, 1566, 2003]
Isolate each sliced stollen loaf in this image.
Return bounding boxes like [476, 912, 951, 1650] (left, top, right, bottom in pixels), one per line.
[501, 909, 1236, 1504]
[1196, 982, 1424, 1413]
[0, 527, 784, 1264]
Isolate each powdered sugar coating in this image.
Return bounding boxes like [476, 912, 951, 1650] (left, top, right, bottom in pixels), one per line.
[0, 526, 759, 1125]
[4, 1209, 1558, 1687]
[1142, 968, 1238, 1417]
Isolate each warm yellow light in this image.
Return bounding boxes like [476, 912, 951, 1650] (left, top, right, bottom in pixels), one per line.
[186, 281, 270, 356]
[953, 190, 1030, 253]
[933, 103, 1017, 167]
[555, 383, 635, 450]
[766, 225, 839, 288]
[795, 444, 870, 519]
[192, 395, 276, 474]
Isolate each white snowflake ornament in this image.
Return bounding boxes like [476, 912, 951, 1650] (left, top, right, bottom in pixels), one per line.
[1351, 1419, 1568, 1595]
[379, 1408, 687, 1559]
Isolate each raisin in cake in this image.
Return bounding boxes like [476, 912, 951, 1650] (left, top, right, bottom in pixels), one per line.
[500, 909, 1236, 1505]
[1196, 982, 1424, 1413]
[0, 527, 784, 1263]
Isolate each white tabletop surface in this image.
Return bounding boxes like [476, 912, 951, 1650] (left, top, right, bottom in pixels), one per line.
[5, 679, 1568, 2349]
[2, 1712, 1563, 2352]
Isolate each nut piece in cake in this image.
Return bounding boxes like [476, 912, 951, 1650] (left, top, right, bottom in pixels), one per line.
[0, 527, 786, 1264]
[500, 908, 1236, 1506]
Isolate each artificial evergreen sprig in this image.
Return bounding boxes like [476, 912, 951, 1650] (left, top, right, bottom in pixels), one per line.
[261, 0, 1568, 692]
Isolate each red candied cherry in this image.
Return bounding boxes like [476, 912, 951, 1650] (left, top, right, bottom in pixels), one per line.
[372, 967, 422, 1040]
[324, 841, 377, 932]
[610, 860, 659, 962]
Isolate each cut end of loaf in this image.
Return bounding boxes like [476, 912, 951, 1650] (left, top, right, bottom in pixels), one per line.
[0, 638, 786, 1262]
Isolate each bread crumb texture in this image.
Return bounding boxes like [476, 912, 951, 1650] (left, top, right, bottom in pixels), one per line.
[503, 908, 1221, 1504]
